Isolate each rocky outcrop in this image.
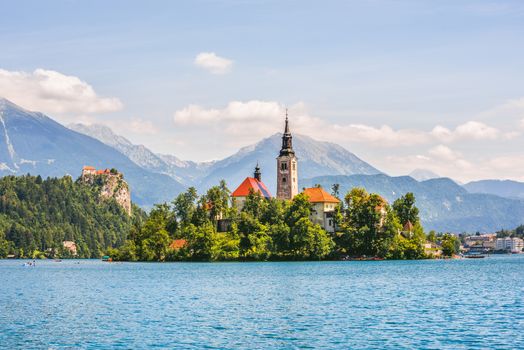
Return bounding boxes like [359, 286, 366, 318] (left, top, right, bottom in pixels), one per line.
[81, 168, 132, 215]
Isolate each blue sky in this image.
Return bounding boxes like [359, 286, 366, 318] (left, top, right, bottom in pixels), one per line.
[1, 0, 524, 181]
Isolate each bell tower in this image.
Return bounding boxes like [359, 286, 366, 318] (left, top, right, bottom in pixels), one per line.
[276, 109, 298, 200]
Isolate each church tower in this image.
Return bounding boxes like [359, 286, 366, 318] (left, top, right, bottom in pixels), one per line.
[276, 110, 298, 200]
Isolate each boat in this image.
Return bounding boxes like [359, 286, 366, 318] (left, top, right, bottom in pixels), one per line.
[101, 255, 112, 262]
[464, 253, 486, 258]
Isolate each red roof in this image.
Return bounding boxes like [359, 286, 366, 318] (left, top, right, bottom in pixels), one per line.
[303, 187, 340, 203]
[83, 166, 95, 170]
[170, 239, 187, 250]
[96, 169, 111, 175]
[232, 177, 272, 198]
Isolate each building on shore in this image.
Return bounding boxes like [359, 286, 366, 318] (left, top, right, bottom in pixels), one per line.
[231, 164, 272, 211]
[302, 187, 340, 232]
[276, 111, 298, 200]
[62, 241, 78, 256]
[464, 234, 497, 251]
[495, 237, 524, 253]
[423, 242, 442, 258]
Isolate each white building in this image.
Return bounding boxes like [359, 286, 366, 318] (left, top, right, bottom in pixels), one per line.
[495, 237, 524, 253]
[302, 187, 340, 232]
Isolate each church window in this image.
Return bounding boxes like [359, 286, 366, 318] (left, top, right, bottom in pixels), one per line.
[292, 162, 296, 170]
[281, 162, 287, 171]
[282, 177, 287, 183]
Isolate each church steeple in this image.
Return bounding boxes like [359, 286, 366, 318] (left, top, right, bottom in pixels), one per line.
[276, 108, 298, 200]
[280, 108, 294, 156]
[254, 163, 261, 181]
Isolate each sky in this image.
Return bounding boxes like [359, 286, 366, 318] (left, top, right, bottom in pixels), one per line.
[1, 0, 524, 182]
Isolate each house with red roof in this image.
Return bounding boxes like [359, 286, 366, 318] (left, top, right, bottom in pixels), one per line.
[231, 164, 272, 210]
[302, 187, 340, 232]
[82, 165, 96, 176]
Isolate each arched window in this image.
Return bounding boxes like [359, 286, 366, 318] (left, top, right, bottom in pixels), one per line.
[282, 177, 287, 183]
[281, 162, 287, 171]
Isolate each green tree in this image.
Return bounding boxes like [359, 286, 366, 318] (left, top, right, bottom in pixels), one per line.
[441, 233, 459, 257]
[393, 192, 420, 226]
[172, 187, 198, 228]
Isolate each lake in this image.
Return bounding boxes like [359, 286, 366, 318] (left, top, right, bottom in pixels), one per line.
[1, 256, 523, 349]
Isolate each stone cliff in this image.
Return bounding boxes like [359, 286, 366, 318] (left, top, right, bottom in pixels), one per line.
[80, 167, 132, 215]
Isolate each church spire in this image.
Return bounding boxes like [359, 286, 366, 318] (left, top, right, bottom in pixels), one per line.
[254, 162, 261, 181]
[280, 108, 294, 156]
[284, 108, 290, 134]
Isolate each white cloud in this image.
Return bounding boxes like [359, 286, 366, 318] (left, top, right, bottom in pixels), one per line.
[194, 52, 233, 74]
[170, 99, 524, 181]
[173, 100, 517, 151]
[429, 145, 461, 161]
[0, 68, 122, 115]
[431, 121, 501, 142]
[128, 119, 158, 135]
[173, 100, 430, 148]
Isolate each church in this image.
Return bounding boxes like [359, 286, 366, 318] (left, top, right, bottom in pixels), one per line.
[231, 112, 339, 231]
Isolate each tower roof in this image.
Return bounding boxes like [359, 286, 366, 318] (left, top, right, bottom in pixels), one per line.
[232, 177, 272, 199]
[280, 109, 294, 156]
[254, 163, 261, 181]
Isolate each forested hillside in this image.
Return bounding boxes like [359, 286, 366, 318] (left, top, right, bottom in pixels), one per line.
[0, 175, 145, 258]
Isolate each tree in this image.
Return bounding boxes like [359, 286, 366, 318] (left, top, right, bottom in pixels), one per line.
[331, 183, 340, 199]
[393, 192, 420, 226]
[242, 190, 268, 221]
[203, 181, 231, 224]
[172, 187, 198, 227]
[288, 217, 333, 259]
[237, 211, 271, 260]
[184, 223, 216, 261]
[441, 233, 459, 257]
[427, 230, 437, 243]
[136, 204, 173, 261]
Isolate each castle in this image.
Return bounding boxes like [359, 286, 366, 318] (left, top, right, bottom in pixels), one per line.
[81, 166, 132, 215]
[231, 112, 339, 232]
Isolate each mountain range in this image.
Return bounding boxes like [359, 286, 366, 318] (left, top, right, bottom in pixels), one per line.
[302, 174, 524, 232]
[0, 98, 185, 207]
[463, 179, 524, 200]
[68, 123, 382, 194]
[2, 97, 524, 232]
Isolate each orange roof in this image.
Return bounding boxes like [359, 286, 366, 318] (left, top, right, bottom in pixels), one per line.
[83, 166, 95, 170]
[96, 169, 111, 175]
[170, 239, 187, 250]
[303, 187, 340, 203]
[231, 177, 272, 198]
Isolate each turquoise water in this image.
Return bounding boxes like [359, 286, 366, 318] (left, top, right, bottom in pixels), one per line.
[1, 256, 523, 349]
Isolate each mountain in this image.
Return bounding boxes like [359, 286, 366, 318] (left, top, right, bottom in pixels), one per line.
[68, 123, 213, 185]
[301, 174, 524, 232]
[198, 133, 382, 194]
[409, 168, 440, 181]
[464, 179, 524, 200]
[0, 98, 184, 207]
[70, 124, 382, 194]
